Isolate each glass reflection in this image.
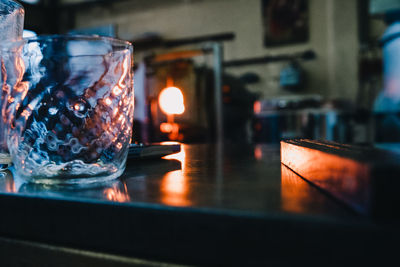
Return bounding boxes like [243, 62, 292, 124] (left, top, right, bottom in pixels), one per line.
[0, 170, 16, 193]
[14, 171, 130, 202]
[103, 181, 130, 202]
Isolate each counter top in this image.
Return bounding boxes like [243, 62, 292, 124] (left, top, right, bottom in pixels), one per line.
[0, 144, 398, 265]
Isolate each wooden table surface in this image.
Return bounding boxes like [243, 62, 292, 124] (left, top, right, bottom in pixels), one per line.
[0, 144, 398, 265]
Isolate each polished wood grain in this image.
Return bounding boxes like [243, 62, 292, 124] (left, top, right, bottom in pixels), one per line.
[281, 139, 400, 218]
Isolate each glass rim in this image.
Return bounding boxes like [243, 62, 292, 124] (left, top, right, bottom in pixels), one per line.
[0, 38, 26, 51]
[23, 34, 133, 50]
[1, 35, 133, 53]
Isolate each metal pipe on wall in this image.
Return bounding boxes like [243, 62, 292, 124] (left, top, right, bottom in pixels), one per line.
[212, 42, 224, 143]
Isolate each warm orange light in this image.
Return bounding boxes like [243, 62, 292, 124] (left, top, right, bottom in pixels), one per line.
[254, 101, 262, 114]
[161, 146, 189, 206]
[163, 147, 186, 169]
[254, 145, 263, 160]
[280, 141, 368, 214]
[158, 86, 185, 115]
[160, 122, 173, 133]
[281, 164, 310, 213]
[3, 172, 16, 193]
[104, 183, 130, 202]
[160, 170, 191, 206]
[163, 171, 185, 194]
[160, 122, 179, 133]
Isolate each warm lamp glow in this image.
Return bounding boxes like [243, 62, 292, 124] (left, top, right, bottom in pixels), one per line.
[160, 122, 179, 133]
[158, 86, 185, 115]
[254, 100, 262, 114]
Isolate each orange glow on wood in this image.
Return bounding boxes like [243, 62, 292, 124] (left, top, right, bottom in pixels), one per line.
[280, 140, 371, 213]
[281, 164, 312, 214]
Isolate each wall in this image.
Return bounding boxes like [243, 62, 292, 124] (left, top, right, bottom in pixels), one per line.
[73, 0, 359, 101]
[370, 0, 400, 14]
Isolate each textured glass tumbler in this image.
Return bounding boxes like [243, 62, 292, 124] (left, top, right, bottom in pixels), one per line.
[7, 35, 134, 184]
[0, 40, 25, 171]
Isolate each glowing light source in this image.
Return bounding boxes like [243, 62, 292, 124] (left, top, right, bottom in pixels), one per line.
[158, 86, 185, 115]
[160, 122, 179, 133]
[254, 145, 263, 160]
[254, 101, 262, 114]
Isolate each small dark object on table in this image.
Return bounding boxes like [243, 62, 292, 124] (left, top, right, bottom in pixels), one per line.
[128, 143, 180, 159]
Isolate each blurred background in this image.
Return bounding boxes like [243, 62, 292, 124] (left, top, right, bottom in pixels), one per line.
[18, 0, 400, 144]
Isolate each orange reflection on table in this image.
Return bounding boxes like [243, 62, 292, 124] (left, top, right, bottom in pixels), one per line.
[104, 182, 130, 202]
[161, 144, 191, 206]
[161, 170, 191, 206]
[0, 171, 16, 193]
[5, 180, 16, 193]
[162, 145, 186, 171]
[281, 141, 369, 210]
[281, 164, 311, 214]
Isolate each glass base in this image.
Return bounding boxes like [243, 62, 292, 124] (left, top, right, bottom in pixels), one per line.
[0, 164, 9, 171]
[12, 166, 125, 187]
[0, 153, 12, 171]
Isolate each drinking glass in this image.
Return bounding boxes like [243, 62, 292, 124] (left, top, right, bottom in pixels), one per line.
[7, 35, 134, 185]
[0, 40, 25, 171]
